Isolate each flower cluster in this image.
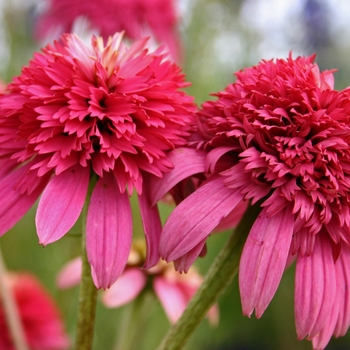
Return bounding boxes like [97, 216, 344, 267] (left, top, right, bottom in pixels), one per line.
[3, 17, 350, 348]
[0, 32, 195, 289]
[157, 54, 350, 349]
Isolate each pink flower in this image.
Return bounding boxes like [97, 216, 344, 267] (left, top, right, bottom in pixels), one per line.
[0, 273, 69, 350]
[157, 54, 350, 349]
[0, 32, 195, 289]
[57, 248, 218, 325]
[34, 0, 181, 61]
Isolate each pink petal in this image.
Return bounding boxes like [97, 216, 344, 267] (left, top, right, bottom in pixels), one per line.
[102, 268, 146, 308]
[310, 245, 350, 350]
[36, 164, 90, 244]
[153, 275, 188, 323]
[295, 234, 336, 340]
[160, 176, 243, 262]
[173, 271, 219, 326]
[214, 199, 248, 232]
[311, 285, 340, 350]
[87, 173, 132, 289]
[239, 205, 294, 318]
[0, 165, 50, 236]
[56, 257, 82, 289]
[149, 148, 207, 206]
[173, 238, 207, 273]
[206, 146, 236, 173]
[334, 246, 350, 337]
[207, 303, 220, 327]
[138, 177, 162, 269]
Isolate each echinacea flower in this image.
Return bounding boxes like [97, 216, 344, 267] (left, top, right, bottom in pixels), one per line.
[0, 273, 69, 350]
[156, 54, 350, 349]
[0, 32, 196, 289]
[34, 0, 181, 61]
[57, 245, 218, 325]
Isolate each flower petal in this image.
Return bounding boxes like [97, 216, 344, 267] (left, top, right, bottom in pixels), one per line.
[36, 164, 90, 245]
[56, 257, 82, 289]
[0, 165, 50, 236]
[160, 176, 243, 262]
[87, 173, 132, 289]
[102, 268, 146, 308]
[239, 205, 294, 318]
[149, 148, 207, 206]
[334, 246, 350, 337]
[138, 178, 162, 269]
[295, 234, 336, 340]
[153, 275, 187, 324]
[312, 285, 340, 350]
[214, 199, 248, 232]
[173, 238, 207, 273]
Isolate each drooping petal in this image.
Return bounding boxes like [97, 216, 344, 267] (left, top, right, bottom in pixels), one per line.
[295, 234, 336, 340]
[334, 245, 350, 337]
[310, 245, 350, 350]
[56, 257, 82, 289]
[239, 205, 295, 318]
[153, 275, 187, 324]
[138, 177, 162, 269]
[173, 238, 207, 273]
[0, 165, 50, 236]
[214, 199, 248, 232]
[149, 148, 207, 206]
[87, 173, 132, 289]
[311, 271, 341, 350]
[102, 268, 146, 308]
[36, 164, 90, 245]
[160, 176, 243, 262]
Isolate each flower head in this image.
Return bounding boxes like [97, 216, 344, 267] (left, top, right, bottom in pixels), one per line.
[0, 32, 195, 289]
[157, 54, 350, 349]
[34, 0, 181, 61]
[0, 273, 69, 350]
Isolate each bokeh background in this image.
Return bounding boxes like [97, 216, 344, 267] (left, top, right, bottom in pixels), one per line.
[1, 0, 350, 349]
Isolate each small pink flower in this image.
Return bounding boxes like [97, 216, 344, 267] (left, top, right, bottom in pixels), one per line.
[0, 32, 195, 289]
[34, 0, 182, 61]
[156, 54, 350, 349]
[0, 273, 69, 350]
[58, 248, 218, 325]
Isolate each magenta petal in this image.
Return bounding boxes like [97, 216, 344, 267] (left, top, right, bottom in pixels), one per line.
[153, 275, 187, 324]
[173, 238, 207, 273]
[36, 164, 90, 244]
[295, 234, 336, 340]
[102, 268, 146, 308]
[0, 165, 50, 236]
[214, 199, 248, 232]
[239, 206, 294, 318]
[56, 257, 82, 289]
[312, 292, 340, 350]
[138, 178, 162, 269]
[149, 148, 207, 206]
[160, 176, 242, 262]
[334, 246, 350, 337]
[87, 173, 132, 289]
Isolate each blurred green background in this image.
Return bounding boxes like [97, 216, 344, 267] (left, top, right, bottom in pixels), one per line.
[1, 0, 350, 349]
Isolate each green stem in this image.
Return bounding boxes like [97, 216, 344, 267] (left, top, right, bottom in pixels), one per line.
[75, 180, 98, 350]
[156, 204, 261, 350]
